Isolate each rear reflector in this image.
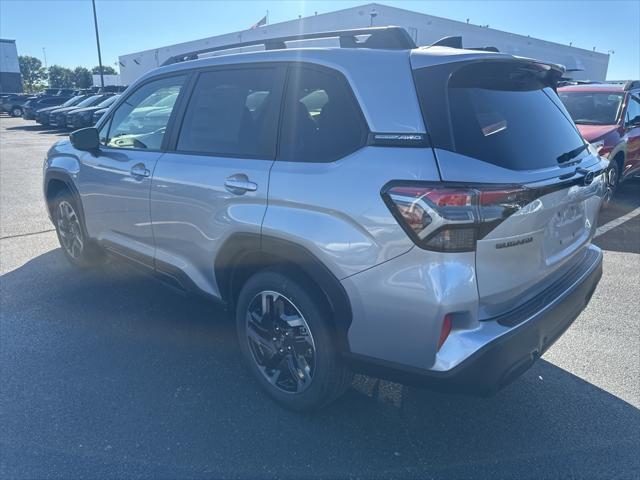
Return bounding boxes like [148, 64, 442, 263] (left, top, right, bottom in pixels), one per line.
[437, 314, 453, 351]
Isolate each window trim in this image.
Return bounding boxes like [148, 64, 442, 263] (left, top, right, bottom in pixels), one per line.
[96, 71, 191, 154]
[623, 94, 640, 127]
[167, 62, 287, 160]
[275, 62, 370, 163]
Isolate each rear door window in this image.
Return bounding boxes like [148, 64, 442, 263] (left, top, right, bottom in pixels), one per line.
[176, 66, 283, 158]
[414, 62, 587, 170]
[278, 65, 367, 162]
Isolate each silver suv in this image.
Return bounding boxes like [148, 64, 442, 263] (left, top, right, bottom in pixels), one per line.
[43, 27, 606, 411]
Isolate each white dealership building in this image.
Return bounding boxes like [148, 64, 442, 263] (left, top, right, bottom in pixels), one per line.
[118, 3, 609, 85]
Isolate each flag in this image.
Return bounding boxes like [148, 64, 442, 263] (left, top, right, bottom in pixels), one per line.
[251, 14, 267, 29]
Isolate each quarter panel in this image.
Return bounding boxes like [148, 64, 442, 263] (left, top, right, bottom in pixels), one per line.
[342, 247, 479, 370]
[263, 146, 440, 279]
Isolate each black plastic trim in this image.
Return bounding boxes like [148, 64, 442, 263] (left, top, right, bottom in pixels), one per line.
[215, 233, 353, 353]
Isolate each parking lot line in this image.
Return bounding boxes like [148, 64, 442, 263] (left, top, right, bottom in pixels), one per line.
[594, 206, 640, 238]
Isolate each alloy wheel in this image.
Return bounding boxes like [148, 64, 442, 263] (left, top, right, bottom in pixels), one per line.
[603, 164, 619, 204]
[56, 201, 84, 259]
[245, 290, 316, 394]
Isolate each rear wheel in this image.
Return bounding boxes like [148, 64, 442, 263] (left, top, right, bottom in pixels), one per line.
[235, 269, 352, 411]
[10, 106, 23, 117]
[52, 191, 104, 267]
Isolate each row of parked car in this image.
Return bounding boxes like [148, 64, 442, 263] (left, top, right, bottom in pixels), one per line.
[0, 86, 126, 130]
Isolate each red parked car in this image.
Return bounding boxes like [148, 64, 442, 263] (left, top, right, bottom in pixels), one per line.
[558, 81, 640, 202]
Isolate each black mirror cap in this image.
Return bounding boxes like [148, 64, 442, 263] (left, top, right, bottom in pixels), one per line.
[70, 127, 100, 151]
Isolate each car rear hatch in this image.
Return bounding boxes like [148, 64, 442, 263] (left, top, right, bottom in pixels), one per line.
[409, 53, 607, 318]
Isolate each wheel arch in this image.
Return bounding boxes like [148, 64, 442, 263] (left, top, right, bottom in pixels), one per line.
[44, 171, 83, 219]
[215, 233, 353, 353]
[611, 149, 625, 178]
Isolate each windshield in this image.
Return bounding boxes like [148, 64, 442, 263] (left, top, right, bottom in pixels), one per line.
[62, 96, 84, 107]
[414, 61, 586, 170]
[75, 95, 102, 108]
[558, 91, 624, 125]
[96, 95, 119, 108]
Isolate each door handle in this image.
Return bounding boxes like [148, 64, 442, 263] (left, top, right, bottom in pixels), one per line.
[225, 174, 257, 194]
[130, 164, 150, 178]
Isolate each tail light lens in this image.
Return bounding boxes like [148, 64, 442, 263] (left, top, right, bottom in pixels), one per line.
[382, 183, 530, 252]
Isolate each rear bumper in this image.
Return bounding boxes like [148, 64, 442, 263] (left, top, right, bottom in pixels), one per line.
[345, 245, 603, 395]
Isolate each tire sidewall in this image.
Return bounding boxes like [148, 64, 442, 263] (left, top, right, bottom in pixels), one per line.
[11, 107, 22, 117]
[603, 160, 620, 207]
[52, 191, 102, 267]
[235, 269, 342, 411]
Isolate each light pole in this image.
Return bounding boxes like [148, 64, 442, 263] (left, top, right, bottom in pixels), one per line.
[42, 47, 47, 68]
[91, 0, 105, 88]
[369, 9, 378, 27]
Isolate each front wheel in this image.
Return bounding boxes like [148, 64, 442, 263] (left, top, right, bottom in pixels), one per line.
[235, 269, 352, 411]
[52, 191, 104, 268]
[602, 159, 620, 207]
[11, 106, 23, 117]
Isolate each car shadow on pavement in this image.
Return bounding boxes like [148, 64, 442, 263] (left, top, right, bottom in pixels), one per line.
[4, 123, 54, 132]
[2, 249, 639, 479]
[594, 179, 640, 255]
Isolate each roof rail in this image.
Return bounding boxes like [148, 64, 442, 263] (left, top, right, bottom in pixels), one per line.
[424, 36, 499, 53]
[161, 26, 416, 66]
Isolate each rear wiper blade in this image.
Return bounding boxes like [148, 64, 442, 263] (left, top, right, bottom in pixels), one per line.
[557, 143, 588, 163]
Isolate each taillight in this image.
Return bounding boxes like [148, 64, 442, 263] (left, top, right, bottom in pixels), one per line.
[382, 183, 530, 252]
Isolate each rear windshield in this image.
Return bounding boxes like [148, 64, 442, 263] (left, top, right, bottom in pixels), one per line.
[557, 91, 624, 125]
[414, 61, 586, 170]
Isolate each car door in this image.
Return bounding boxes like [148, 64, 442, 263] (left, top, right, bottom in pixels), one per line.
[622, 93, 640, 178]
[79, 74, 188, 265]
[150, 65, 285, 296]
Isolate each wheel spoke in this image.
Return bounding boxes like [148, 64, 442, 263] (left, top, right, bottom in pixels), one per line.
[56, 201, 84, 259]
[245, 290, 316, 394]
[246, 321, 279, 359]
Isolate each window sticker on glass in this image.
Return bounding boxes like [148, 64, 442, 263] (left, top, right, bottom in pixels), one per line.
[478, 113, 507, 136]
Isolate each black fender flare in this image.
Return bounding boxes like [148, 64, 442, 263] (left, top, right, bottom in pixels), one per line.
[215, 233, 353, 353]
[44, 171, 87, 227]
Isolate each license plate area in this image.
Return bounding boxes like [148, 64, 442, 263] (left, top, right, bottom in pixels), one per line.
[544, 202, 586, 257]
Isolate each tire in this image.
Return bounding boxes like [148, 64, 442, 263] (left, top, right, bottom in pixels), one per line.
[235, 268, 353, 411]
[11, 106, 23, 117]
[52, 190, 104, 268]
[603, 157, 621, 207]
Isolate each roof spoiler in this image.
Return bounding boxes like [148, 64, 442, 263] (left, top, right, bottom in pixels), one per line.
[161, 26, 417, 66]
[426, 36, 500, 53]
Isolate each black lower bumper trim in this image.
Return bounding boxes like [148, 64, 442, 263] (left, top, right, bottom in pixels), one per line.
[344, 247, 603, 396]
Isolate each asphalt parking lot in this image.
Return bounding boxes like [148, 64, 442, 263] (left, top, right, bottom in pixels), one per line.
[1, 115, 638, 479]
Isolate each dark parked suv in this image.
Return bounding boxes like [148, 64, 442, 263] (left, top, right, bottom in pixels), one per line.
[44, 28, 605, 411]
[23, 95, 73, 120]
[1, 94, 32, 117]
[36, 95, 88, 126]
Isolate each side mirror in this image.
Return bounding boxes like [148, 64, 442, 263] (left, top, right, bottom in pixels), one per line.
[70, 127, 100, 151]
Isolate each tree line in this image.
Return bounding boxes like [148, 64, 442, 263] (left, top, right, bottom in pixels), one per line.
[19, 55, 118, 93]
